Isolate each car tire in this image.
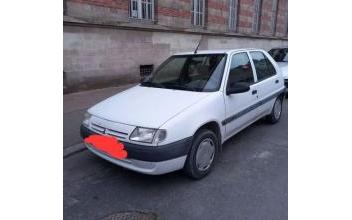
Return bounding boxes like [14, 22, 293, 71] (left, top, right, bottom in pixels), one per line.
[183, 129, 218, 179]
[266, 96, 283, 124]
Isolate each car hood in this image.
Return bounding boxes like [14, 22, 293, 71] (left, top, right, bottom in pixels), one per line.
[277, 62, 288, 79]
[88, 85, 211, 128]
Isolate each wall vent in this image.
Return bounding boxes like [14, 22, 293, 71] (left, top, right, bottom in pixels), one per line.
[140, 64, 154, 77]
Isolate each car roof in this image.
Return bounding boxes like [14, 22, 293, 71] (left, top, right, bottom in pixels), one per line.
[173, 48, 265, 56]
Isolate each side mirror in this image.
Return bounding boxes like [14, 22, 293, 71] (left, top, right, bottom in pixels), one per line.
[226, 82, 250, 95]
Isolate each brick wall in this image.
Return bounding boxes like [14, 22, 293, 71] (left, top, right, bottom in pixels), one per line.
[66, 0, 287, 37]
[275, 0, 288, 37]
[69, 0, 128, 10]
[207, 0, 229, 32]
[157, 0, 192, 28]
[237, 0, 255, 34]
[67, 0, 130, 23]
[259, 0, 273, 35]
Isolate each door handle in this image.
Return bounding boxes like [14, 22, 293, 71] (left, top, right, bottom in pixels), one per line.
[252, 90, 257, 95]
[275, 79, 279, 84]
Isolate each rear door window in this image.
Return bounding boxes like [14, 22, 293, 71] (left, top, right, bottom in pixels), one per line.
[250, 51, 276, 81]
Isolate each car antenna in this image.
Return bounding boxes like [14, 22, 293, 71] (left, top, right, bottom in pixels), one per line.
[194, 36, 202, 54]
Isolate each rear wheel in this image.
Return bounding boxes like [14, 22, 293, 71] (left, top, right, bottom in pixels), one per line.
[183, 129, 218, 179]
[266, 96, 283, 124]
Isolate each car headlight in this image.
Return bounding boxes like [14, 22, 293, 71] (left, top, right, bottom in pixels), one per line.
[83, 112, 91, 126]
[129, 127, 166, 144]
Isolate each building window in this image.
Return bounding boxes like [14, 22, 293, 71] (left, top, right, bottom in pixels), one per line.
[252, 0, 262, 33]
[229, 0, 238, 31]
[63, 0, 67, 15]
[129, 0, 154, 20]
[191, 0, 205, 26]
[284, 4, 288, 36]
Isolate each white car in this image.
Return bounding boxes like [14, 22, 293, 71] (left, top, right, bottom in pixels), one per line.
[268, 47, 288, 94]
[81, 48, 285, 179]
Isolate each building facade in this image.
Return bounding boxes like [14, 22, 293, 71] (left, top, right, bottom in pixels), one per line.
[64, 0, 288, 93]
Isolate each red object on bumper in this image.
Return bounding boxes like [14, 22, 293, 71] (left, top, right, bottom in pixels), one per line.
[84, 134, 128, 159]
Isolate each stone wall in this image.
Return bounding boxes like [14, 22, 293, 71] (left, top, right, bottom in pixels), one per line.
[63, 24, 287, 93]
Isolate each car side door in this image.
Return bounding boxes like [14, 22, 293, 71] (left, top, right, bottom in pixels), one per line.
[249, 51, 283, 118]
[223, 52, 259, 139]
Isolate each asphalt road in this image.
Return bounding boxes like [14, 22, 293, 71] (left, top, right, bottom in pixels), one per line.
[64, 100, 288, 220]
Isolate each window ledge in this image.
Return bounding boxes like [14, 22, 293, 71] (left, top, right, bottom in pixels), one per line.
[127, 17, 156, 25]
[63, 15, 288, 41]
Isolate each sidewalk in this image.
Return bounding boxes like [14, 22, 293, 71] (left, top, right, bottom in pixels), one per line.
[63, 83, 136, 157]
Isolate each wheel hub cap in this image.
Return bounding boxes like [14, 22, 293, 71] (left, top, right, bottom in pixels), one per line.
[195, 138, 215, 171]
[274, 99, 282, 119]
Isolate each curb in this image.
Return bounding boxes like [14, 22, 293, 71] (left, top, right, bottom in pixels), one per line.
[64, 143, 87, 158]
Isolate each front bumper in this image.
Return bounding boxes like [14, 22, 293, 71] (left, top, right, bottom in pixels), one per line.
[86, 144, 187, 175]
[81, 125, 192, 175]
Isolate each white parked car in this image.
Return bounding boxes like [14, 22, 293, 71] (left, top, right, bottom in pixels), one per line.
[81, 48, 285, 179]
[268, 47, 288, 94]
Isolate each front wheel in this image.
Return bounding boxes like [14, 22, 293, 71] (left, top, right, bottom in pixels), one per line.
[183, 129, 218, 179]
[266, 96, 283, 124]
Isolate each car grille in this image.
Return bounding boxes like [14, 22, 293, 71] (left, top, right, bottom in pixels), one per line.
[90, 123, 129, 140]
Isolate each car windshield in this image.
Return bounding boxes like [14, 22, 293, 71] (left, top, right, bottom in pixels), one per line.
[141, 54, 227, 92]
[268, 48, 288, 62]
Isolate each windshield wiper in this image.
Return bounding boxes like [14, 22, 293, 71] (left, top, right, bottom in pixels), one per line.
[163, 84, 197, 91]
[140, 81, 165, 88]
